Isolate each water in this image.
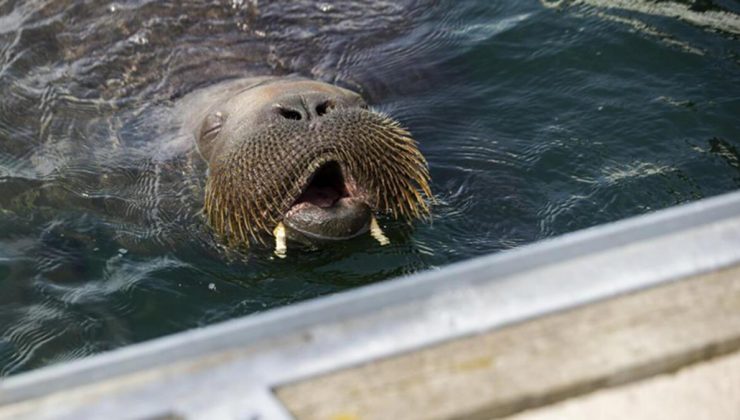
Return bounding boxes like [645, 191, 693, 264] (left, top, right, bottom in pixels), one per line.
[0, 0, 738, 376]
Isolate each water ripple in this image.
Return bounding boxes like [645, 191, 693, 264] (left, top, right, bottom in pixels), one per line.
[0, 0, 738, 375]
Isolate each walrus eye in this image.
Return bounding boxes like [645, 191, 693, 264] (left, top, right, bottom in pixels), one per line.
[200, 111, 226, 144]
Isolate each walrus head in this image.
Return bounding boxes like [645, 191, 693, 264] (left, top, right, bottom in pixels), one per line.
[195, 77, 431, 252]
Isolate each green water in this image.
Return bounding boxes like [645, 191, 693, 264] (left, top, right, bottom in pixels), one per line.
[0, 0, 738, 375]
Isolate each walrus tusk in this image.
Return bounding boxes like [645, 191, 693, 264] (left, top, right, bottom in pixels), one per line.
[273, 222, 287, 258]
[370, 216, 390, 246]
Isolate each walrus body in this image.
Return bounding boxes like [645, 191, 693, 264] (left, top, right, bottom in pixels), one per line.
[180, 76, 431, 254]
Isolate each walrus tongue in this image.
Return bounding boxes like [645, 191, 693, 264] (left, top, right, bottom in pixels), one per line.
[295, 185, 342, 208]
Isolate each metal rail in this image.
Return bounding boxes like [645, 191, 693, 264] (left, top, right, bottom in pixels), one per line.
[2, 190, 740, 420]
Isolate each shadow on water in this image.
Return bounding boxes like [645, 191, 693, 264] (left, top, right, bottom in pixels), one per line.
[0, 0, 738, 374]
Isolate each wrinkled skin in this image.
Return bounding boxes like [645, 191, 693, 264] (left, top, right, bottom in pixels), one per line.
[183, 76, 431, 248]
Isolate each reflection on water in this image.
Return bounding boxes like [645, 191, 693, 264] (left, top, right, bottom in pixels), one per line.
[543, 0, 740, 36]
[0, 0, 738, 375]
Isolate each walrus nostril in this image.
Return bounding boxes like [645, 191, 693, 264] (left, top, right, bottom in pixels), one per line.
[278, 108, 302, 120]
[315, 100, 334, 117]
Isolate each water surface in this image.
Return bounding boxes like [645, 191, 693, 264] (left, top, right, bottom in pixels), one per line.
[1, 0, 739, 375]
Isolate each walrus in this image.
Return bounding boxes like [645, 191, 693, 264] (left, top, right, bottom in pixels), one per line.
[182, 76, 432, 257]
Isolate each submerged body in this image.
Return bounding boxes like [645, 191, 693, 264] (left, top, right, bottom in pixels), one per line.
[181, 77, 432, 255]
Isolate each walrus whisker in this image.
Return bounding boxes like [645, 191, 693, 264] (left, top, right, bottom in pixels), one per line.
[198, 79, 432, 248]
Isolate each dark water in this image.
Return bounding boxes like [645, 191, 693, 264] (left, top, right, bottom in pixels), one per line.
[1, 0, 738, 375]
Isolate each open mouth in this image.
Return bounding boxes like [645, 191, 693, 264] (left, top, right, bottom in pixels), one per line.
[282, 161, 372, 242]
[290, 161, 350, 211]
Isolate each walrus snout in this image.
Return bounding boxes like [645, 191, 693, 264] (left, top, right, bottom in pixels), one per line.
[282, 161, 372, 242]
[190, 76, 431, 253]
